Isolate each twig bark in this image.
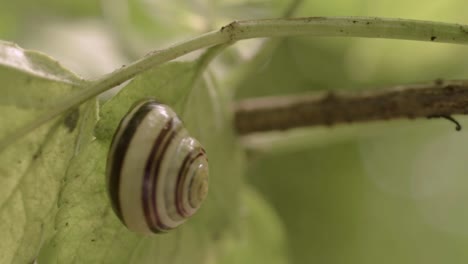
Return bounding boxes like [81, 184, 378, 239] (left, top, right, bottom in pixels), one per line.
[233, 79, 468, 134]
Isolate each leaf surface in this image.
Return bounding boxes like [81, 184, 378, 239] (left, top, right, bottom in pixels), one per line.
[0, 41, 95, 264]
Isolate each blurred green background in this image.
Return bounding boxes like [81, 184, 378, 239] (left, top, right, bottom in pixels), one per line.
[2, 0, 468, 263]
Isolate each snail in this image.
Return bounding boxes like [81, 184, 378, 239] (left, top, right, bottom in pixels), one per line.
[106, 99, 209, 234]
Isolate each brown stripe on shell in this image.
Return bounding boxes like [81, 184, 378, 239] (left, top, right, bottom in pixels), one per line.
[175, 151, 205, 217]
[107, 102, 154, 223]
[150, 126, 181, 231]
[142, 118, 175, 233]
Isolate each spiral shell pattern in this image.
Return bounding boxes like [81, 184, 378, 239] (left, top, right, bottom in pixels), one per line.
[106, 99, 209, 234]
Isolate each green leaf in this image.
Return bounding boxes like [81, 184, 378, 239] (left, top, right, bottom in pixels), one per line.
[38, 61, 251, 263]
[0, 41, 95, 264]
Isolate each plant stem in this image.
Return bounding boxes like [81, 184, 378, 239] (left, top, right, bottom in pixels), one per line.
[42, 17, 468, 116]
[2, 17, 468, 150]
[233, 79, 468, 134]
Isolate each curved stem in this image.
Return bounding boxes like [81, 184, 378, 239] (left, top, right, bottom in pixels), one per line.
[2, 16, 468, 150]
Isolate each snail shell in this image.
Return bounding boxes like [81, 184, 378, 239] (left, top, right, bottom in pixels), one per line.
[106, 99, 209, 234]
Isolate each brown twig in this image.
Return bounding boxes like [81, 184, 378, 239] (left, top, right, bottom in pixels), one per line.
[233, 79, 468, 134]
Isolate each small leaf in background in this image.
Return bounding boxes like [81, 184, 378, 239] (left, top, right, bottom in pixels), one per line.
[217, 187, 289, 264]
[101, 0, 291, 58]
[248, 140, 367, 264]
